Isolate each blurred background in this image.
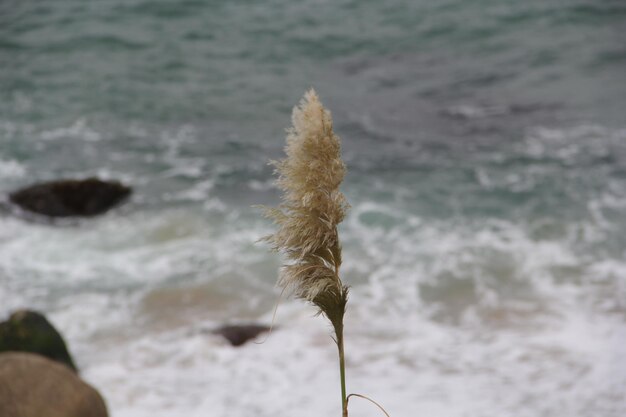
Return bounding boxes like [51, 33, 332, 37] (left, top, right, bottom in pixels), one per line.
[1, 0, 625, 416]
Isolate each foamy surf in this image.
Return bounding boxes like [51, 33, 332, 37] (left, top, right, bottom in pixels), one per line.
[2, 192, 624, 416]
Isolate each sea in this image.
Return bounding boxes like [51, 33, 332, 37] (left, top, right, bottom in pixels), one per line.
[1, 1, 625, 416]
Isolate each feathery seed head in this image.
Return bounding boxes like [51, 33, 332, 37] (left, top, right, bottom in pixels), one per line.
[263, 89, 349, 315]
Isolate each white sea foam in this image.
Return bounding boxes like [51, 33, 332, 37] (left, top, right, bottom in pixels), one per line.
[0, 158, 26, 179]
[1, 125, 625, 416]
[1, 200, 620, 416]
[40, 118, 103, 142]
[73, 290, 625, 417]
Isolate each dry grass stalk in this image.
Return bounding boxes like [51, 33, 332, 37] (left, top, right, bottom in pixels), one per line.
[263, 89, 349, 323]
[262, 89, 351, 416]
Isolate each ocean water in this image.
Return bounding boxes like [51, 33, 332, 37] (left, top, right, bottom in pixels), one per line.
[1, 0, 626, 416]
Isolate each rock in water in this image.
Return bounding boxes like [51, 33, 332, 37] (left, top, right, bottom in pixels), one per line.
[0, 352, 108, 417]
[9, 178, 131, 217]
[0, 310, 77, 371]
[213, 324, 272, 346]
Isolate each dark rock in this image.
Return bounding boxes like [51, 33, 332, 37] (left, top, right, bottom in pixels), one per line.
[0, 310, 77, 372]
[0, 352, 108, 417]
[212, 324, 272, 347]
[9, 178, 131, 217]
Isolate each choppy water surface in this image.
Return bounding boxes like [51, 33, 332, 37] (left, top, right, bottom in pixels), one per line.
[1, 1, 625, 416]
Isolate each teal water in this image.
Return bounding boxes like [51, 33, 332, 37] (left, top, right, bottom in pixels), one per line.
[1, 1, 625, 416]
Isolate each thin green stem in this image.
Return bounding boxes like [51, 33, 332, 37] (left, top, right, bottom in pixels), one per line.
[336, 323, 348, 417]
[347, 394, 391, 417]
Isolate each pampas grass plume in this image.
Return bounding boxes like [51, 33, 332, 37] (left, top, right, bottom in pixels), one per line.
[263, 89, 349, 326]
[261, 89, 358, 416]
[261, 89, 390, 417]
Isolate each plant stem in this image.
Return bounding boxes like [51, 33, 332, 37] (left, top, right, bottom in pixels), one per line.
[336, 323, 348, 417]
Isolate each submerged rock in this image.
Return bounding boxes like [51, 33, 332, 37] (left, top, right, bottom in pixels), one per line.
[213, 324, 272, 347]
[9, 178, 131, 217]
[0, 352, 108, 417]
[0, 310, 77, 371]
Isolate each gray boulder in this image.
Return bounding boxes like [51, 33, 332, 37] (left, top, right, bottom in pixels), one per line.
[0, 310, 77, 371]
[213, 324, 272, 346]
[9, 178, 131, 217]
[0, 352, 108, 417]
